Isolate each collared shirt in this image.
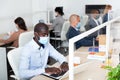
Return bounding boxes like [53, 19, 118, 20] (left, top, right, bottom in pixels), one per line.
[19, 39, 66, 79]
[92, 17, 100, 26]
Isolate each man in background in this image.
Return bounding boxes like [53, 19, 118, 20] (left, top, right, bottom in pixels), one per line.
[66, 14, 93, 49]
[50, 7, 65, 37]
[85, 9, 101, 37]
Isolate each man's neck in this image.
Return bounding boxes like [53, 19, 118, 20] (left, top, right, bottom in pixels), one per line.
[71, 24, 76, 28]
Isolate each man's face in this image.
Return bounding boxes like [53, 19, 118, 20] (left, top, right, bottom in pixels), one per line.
[38, 30, 48, 37]
[92, 11, 99, 19]
[35, 29, 49, 41]
[75, 17, 80, 27]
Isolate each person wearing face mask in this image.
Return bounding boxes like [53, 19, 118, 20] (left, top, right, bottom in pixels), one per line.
[50, 7, 65, 37]
[0, 17, 27, 47]
[85, 9, 102, 43]
[19, 23, 68, 80]
[66, 14, 93, 49]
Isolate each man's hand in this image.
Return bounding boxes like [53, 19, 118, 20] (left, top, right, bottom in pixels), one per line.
[60, 62, 69, 72]
[45, 67, 61, 74]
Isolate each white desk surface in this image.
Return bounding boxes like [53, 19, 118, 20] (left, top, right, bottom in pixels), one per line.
[31, 47, 118, 80]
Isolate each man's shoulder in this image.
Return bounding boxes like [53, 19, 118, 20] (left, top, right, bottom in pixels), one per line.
[22, 40, 33, 50]
[68, 26, 74, 30]
[21, 43, 34, 57]
[88, 18, 94, 22]
[69, 27, 78, 33]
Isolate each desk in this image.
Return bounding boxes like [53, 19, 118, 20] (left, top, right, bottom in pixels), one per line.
[31, 47, 118, 80]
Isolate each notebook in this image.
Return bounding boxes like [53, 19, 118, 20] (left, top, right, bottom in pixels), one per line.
[42, 61, 93, 80]
[88, 47, 99, 52]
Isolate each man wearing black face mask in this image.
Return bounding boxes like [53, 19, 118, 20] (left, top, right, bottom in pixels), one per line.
[19, 23, 68, 80]
[85, 9, 101, 38]
[66, 14, 93, 49]
[50, 7, 65, 37]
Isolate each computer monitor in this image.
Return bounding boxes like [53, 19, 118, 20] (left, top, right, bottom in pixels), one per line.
[85, 5, 106, 14]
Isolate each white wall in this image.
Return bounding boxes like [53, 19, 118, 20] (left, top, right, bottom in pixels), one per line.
[47, 0, 120, 19]
[0, 0, 32, 34]
[1, 0, 120, 34]
[32, 0, 48, 26]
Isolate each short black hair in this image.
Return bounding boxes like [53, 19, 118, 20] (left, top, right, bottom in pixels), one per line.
[14, 17, 27, 31]
[34, 23, 48, 33]
[55, 7, 64, 16]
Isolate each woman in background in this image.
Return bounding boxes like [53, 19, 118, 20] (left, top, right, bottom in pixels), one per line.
[0, 17, 27, 47]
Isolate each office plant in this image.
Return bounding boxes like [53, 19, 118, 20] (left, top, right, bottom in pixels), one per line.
[103, 64, 120, 80]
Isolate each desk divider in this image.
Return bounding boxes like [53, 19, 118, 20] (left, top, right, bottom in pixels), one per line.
[69, 16, 120, 80]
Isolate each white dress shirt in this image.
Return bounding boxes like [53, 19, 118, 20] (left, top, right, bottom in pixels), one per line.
[92, 18, 100, 26]
[19, 39, 66, 79]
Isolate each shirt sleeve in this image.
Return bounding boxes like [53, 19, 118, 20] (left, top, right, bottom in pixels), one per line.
[52, 18, 58, 28]
[19, 47, 45, 79]
[48, 43, 66, 64]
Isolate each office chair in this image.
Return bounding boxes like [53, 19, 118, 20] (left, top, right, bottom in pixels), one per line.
[7, 47, 23, 80]
[50, 21, 70, 52]
[80, 15, 88, 32]
[19, 31, 34, 47]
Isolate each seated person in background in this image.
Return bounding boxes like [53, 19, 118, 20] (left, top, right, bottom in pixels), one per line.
[19, 23, 68, 80]
[66, 14, 93, 49]
[0, 17, 27, 47]
[85, 9, 101, 37]
[85, 9, 102, 45]
[102, 5, 112, 34]
[50, 7, 65, 37]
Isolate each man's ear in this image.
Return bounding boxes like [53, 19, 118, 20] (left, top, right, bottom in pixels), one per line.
[34, 32, 39, 41]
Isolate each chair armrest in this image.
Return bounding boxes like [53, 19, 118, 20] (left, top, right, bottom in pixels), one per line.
[10, 75, 20, 80]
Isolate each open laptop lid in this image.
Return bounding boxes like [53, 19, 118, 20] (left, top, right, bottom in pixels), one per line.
[42, 61, 93, 80]
[60, 61, 93, 80]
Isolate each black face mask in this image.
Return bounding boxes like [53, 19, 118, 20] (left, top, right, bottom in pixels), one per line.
[95, 15, 100, 19]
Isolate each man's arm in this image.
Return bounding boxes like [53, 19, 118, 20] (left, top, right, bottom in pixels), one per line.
[48, 43, 66, 64]
[48, 44, 69, 72]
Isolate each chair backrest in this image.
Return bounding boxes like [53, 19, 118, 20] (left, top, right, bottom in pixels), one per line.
[80, 15, 88, 32]
[61, 21, 70, 41]
[19, 31, 34, 47]
[7, 47, 23, 79]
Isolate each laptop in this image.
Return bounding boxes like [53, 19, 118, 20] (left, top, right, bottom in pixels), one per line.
[42, 61, 93, 80]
